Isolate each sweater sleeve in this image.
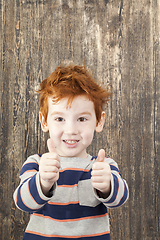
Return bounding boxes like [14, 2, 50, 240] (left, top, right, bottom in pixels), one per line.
[13, 154, 56, 213]
[94, 158, 129, 208]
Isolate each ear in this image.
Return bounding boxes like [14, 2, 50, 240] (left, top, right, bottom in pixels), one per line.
[95, 111, 105, 133]
[39, 112, 49, 132]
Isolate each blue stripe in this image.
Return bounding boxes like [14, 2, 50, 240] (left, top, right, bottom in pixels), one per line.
[23, 233, 110, 240]
[20, 162, 39, 176]
[58, 170, 91, 186]
[105, 173, 119, 204]
[91, 156, 97, 161]
[80, 169, 92, 180]
[29, 174, 47, 205]
[110, 165, 119, 174]
[17, 174, 47, 212]
[36, 203, 107, 220]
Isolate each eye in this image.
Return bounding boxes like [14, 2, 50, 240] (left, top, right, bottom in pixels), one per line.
[55, 117, 65, 122]
[78, 117, 87, 122]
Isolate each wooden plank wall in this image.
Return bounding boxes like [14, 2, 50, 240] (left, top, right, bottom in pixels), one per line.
[0, 0, 159, 239]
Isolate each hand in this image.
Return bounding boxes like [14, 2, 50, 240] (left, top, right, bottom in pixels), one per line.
[39, 139, 61, 196]
[91, 149, 111, 198]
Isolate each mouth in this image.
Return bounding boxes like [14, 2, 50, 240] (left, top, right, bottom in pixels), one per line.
[63, 140, 79, 144]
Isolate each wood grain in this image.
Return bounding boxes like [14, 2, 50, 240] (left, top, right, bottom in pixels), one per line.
[0, 0, 159, 239]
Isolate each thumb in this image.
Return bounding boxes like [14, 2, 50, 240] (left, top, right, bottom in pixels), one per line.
[47, 138, 56, 153]
[97, 149, 105, 162]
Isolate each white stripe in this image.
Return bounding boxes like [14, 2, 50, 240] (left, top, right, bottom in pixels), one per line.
[26, 213, 110, 237]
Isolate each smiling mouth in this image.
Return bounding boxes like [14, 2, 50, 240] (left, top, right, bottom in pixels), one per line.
[63, 140, 79, 144]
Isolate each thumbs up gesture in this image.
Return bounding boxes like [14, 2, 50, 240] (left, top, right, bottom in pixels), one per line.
[91, 149, 111, 198]
[39, 138, 61, 196]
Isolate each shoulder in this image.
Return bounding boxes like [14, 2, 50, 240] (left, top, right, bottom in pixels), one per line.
[20, 154, 41, 177]
[105, 157, 118, 167]
[22, 154, 41, 167]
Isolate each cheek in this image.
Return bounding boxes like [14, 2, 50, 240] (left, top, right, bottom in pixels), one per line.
[83, 129, 95, 143]
[48, 125, 61, 139]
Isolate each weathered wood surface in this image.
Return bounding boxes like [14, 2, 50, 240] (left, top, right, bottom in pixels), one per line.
[0, 0, 160, 239]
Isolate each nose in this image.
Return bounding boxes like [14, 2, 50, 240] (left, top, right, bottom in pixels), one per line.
[64, 121, 78, 135]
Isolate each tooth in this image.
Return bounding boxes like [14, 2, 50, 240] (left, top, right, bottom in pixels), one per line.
[65, 140, 77, 143]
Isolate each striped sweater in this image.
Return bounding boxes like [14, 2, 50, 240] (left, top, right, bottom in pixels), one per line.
[13, 154, 129, 240]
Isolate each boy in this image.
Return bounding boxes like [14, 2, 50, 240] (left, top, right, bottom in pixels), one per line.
[13, 64, 129, 240]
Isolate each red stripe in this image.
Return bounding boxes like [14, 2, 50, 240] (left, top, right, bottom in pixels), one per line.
[48, 201, 79, 206]
[59, 168, 90, 172]
[57, 184, 78, 188]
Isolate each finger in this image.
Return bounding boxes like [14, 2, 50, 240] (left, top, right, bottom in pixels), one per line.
[44, 165, 60, 173]
[91, 168, 104, 175]
[97, 149, 105, 162]
[91, 175, 103, 182]
[44, 159, 61, 168]
[47, 138, 56, 153]
[41, 171, 59, 182]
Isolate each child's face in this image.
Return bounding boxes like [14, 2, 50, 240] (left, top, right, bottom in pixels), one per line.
[40, 95, 105, 158]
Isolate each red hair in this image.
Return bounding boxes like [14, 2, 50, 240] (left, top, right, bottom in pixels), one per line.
[37, 64, 111, 123]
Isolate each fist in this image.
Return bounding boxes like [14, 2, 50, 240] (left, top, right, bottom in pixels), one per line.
[91, 149, 111, 198]
[39, 139, 61, 195]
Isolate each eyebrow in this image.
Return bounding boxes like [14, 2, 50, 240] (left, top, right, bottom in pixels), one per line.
[79, 112, 92, 116]
[51, 111, 92, 116]
[51, 111, 64, 116]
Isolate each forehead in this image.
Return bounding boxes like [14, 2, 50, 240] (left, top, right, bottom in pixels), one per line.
[48, 95, 95, 112]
